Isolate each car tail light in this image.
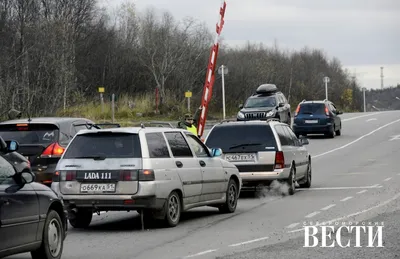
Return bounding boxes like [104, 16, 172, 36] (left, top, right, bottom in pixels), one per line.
[119, 170, 138, 181]
[59, 171, 76, 181]
[41, 142, 65, 158]
[294, 105, 300, 117]
[274, 151, 285, 169]
[139, 169, 155, 181]
[325, 106, 330, 116]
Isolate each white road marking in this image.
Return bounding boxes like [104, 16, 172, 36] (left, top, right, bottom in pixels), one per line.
[341, 113, 379, 122]
[383, 177, 392, 182]
[286, 223, 300, 229]
[366, 118, 377, 122]
[320, 204, 336, 211]
[340, 196, 353, 202]
[357, 190, 368, 194]
[300, 185, 381, 190]
[389, 135, 400, 141]
[313, 118, 400, 158]
[228, 236, 269, 247]
[184, 249, 218, 258]
[335, 172, 365, 175]
[305, 211, 320, 218]
[288, 192, 400, 233]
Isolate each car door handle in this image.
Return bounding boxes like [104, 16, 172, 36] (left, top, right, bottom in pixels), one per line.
[199, 160, 206, 167]
[175, 161, 183, 168]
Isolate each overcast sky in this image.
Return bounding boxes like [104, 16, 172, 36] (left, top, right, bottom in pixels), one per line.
[99, 0, 400, 90]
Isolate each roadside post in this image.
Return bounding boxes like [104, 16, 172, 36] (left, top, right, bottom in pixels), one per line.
[185, 90, 192, 112]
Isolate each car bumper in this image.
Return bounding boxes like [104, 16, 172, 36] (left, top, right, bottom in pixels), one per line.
[293, 124, 332, 134]
[62, 195, 166, 211]
[240, 169, 290, 186]
[32, 164, 57, 186]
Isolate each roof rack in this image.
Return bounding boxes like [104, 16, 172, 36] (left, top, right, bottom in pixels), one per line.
[219, 119, 238, 124]
[138, 121, 175, 128]
[73, 122, 121, 129]
[266, 118, 281, 123]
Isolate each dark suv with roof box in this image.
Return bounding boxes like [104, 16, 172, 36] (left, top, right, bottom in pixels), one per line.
[237, 84, 291, 125]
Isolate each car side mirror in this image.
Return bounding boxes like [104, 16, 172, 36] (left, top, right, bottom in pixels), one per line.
[21, 171, 35, 183]
[5, 140, 19, 152]
[211, 148, 222, 157]
[239, 104, 243, 109]
[300, 137, 309, 145]
[337, 110, 343, 115]
[5, 171, 34, 194]
[278, 103, 285, 108]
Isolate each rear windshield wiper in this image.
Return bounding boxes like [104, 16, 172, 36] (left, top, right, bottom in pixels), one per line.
[301, 112, 313, 114]
[229, 143, 262, 149]
[72, 155, 106, 160]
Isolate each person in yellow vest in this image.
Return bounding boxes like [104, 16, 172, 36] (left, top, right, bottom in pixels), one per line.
[177, 107, 202, 137]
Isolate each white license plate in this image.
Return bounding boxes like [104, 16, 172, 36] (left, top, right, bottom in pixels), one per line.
[80, 183, 116, 193]
[305, 120, 318, 124]
[225, 153, 256, 162]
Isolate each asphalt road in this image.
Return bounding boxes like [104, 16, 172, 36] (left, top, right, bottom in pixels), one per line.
[8, 111, 400, 259]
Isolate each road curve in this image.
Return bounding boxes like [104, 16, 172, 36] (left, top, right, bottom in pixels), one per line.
[9, 111, 400, 259]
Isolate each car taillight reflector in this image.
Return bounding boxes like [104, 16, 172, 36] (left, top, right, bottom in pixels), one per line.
[274, 151, 285, 169]
[119, 170, 138, 181]
[294, 105, 300, 117]
[325, 106, 330, 116]
[60, 171, 76, 181]
[139, 169, 155, 181]
[41, 143, 65, 158]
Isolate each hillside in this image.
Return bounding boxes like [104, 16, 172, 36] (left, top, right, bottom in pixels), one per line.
[0, 1, 366, 123]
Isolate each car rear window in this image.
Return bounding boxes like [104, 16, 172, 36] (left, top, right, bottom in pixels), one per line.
[63, 132, 141, 158]
[205, 124, 277, 152]
[0, 123, 59, 145]
[299, 103, 326, 114]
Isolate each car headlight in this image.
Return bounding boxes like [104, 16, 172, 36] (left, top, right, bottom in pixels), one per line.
[266, 110, 275, 116]
[237, 111, 245, 119]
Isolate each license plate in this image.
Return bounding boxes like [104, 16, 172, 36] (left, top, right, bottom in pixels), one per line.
[225, 153, 256, 162]
[305, 120, 318, 124]
[80, 183, 116, 193]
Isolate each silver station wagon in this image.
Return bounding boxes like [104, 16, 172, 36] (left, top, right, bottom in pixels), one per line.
[51, 126, 241, 228]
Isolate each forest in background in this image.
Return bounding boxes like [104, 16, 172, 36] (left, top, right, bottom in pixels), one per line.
[0, 0, 398, 123]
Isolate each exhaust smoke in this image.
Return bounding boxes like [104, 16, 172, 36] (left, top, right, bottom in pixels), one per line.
[255, 180, 290, 198]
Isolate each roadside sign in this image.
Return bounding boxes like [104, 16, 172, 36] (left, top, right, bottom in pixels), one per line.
[185, 91, 192, 98]
[98, 87, 105, 93]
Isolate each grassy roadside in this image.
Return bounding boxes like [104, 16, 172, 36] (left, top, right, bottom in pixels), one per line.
[57, 94, 360, 126]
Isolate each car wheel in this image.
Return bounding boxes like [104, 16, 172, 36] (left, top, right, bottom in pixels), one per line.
[287, 166, 296, 195]
[69, 209, 92, 228]
[219, 178, 238, 213]
[335, 124, 341, 136]
[164, 191, 181, 227]
[299, 159, 311, 188]
[31, 210, 64, 259]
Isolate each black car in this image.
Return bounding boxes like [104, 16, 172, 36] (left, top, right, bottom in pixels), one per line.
[0, 137, 67, 259]
[237, 84, 291, 125]
[0, 117, 101, 186]
[292, 99, 343, 138]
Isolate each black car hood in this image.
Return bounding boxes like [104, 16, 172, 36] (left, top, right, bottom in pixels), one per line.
[31, 182, 53, 192]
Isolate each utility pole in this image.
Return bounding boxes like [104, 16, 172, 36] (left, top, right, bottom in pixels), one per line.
[362, 87, 366, 112]
[323, 76, 330, 100]
[381, 67, 384, 89]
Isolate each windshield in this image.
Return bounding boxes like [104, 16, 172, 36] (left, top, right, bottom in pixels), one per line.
[205, 124, 277, 152]
[299, 103, 326, 114]
[244, 96, 276, 108]
[63, 132, 142, 158]
[0, 123, 59, 145]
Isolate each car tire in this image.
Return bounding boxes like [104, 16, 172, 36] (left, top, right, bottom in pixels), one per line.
[31, 210, 64, 259]
[219, 178, 238, 213]
[335, 124, 341, 136]
[164, 191, 181, 227]
[69, 209, 92, 228]
[299, 159, 311, 188]
[287, 166, 296, 195]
